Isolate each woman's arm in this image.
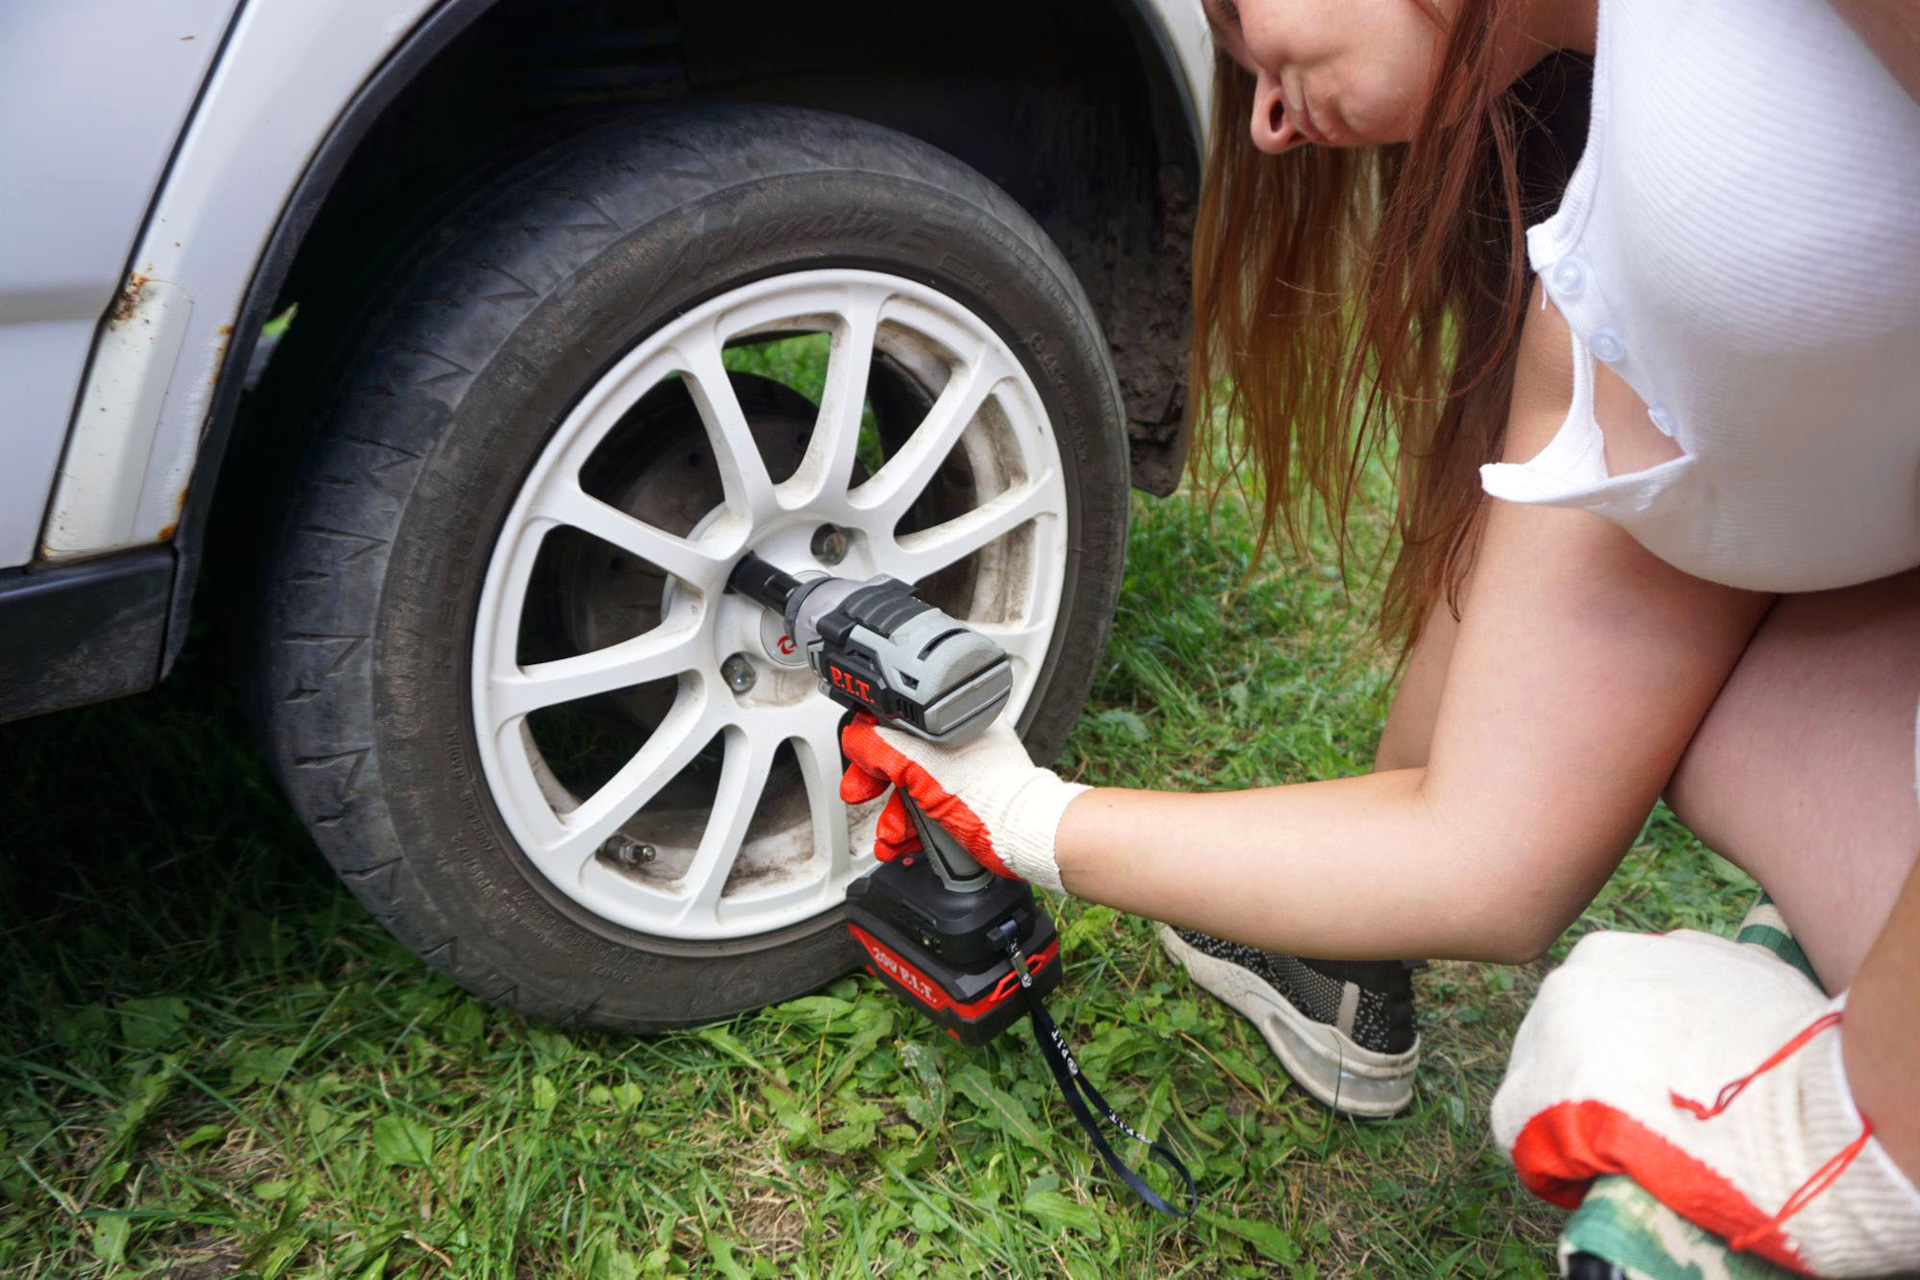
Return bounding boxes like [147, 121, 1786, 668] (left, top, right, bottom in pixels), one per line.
[1826, 0, 1920, 104]
[1054, 285, 1774, 963]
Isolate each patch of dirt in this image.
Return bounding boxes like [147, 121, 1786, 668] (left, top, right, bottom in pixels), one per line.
[151, 1237, 247, 1278]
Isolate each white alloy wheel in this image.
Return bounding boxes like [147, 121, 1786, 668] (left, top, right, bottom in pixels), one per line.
[471, 270, 1069, 941]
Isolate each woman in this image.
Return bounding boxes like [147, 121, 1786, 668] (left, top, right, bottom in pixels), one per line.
[840, 0, 1920, 1271]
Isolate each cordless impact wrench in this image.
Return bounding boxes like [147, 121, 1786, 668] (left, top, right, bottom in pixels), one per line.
[729, 551, 1195, 1215]
[726, 552, 1062, 1044]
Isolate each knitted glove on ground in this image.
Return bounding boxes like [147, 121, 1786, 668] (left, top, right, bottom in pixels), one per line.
[838, 713, 1087, 892]
[1491, 929, 1920, 1276]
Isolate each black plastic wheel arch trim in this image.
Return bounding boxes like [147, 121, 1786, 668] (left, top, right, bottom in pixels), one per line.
[0, 547, 175, 723]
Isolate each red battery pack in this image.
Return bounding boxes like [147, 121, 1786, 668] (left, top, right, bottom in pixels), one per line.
[844, 857, 1061, 1045]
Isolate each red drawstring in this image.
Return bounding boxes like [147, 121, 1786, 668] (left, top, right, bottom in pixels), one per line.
[1728, 1123, 1873, 1251]
[1669, 1011, 1843, 1119]
[1669, 1010, 1872, 1249]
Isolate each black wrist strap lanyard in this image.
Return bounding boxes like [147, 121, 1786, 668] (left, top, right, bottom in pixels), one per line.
[992, 922, 1197, 1219]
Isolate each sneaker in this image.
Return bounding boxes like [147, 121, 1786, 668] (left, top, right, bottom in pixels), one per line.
[1158, 925, 1420, 1116]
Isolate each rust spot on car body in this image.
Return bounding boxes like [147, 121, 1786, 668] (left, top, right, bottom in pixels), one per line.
[111, 274, 150, 323]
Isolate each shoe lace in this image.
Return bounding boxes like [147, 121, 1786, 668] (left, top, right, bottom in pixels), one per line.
[1667, 1010, 1873, 1251]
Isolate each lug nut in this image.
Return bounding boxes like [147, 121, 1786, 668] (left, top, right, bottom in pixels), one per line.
[603, 838, 655, 867]
[811, 523, 851, 566]
[721, 652, 758, 693]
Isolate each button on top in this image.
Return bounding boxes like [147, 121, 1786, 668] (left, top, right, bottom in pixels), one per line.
[1590, 327, 1627, 363]
[1550, 257, 1588, 298]
[1647, 407, 1678, 438]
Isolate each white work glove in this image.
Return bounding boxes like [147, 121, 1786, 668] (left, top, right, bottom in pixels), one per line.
[1491, 929, 1920, 1276]
[838, 713, 1088, 893]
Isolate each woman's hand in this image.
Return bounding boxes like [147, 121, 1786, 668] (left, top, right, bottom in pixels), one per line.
[838, 713, 1089, 892]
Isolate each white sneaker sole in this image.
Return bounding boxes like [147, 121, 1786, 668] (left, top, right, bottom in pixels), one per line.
[1158, 925, 1418, 1118]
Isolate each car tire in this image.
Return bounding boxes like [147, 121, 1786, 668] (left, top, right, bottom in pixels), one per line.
[256, 103, 1128, 1030]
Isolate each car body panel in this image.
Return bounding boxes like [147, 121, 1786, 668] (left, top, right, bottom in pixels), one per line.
[36, 0, 439, 564]
[1138, 0, 1212, 150]
[0, 1, 238, 567]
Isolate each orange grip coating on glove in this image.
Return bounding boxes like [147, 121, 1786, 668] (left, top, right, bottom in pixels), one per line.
[838, 713, 1015, 878]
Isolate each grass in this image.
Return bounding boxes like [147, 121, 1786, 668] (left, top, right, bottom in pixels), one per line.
[0, 472, 1761, 1277]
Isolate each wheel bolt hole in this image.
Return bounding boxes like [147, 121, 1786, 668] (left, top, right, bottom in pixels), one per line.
[811, 524, 851, 566]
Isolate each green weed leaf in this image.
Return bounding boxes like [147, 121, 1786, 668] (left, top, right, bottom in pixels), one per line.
[823, 1004, 894, 1094]
[1022, 1188, 1102, 1236]
[228, 1045, 297, 1089]
[1209, 1046, 1270, 1095]
[178, 1122, 226, 1151]
[696, 1027, 774, 1077]
[949, 1064, 1049, 1152]
[898, 1040, 947, 1128]
[371, 1114, 434, 1167]
[119, 996, 190, 1049]
[1060, 904, 1118, 950]
[815, 1100, 883, 1154]
[1202, 1210, 1300, 1264]
[768, 995, 855, 1028]
[705, 1234, 751, 1279]
[526, 1027, 572, 1066]
[90, 1214, 130, 1266]
[53, 1003, 110, 1050]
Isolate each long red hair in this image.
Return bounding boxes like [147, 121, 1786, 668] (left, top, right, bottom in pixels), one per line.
[1187, 1, 1588, 651]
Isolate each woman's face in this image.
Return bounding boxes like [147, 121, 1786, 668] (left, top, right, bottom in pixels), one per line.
[1202, 0, 1451, 153]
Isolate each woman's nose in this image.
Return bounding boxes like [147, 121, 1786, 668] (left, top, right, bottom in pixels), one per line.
[1248, 69, 1300, 155]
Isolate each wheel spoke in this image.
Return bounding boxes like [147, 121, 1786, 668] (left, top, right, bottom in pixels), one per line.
[780, 297, 882, 509]
[488, 624, 703, 726]
[550, 688, 718, 865]
[792, 703, 855, 884]
[971, 618, 1053, 673]
[490, 720, 570, 854]
[535, 481, 731, 588]
[882, 477, 1056, 584]
[675, 726, 779, 922]
[850, 352, 1002, 520]
[679, 326, 778, 524]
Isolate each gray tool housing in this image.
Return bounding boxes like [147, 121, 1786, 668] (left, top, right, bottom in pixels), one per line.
[785, 575, 1012, 746]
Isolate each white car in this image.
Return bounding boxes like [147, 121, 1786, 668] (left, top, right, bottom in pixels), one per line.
[1, 0, 1211, 1028]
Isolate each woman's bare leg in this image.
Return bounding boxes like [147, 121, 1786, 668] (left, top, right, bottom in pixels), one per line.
[1665, 566, 1920, 992]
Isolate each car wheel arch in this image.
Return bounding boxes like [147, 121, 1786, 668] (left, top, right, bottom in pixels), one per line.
[183, 0, 1201, 677]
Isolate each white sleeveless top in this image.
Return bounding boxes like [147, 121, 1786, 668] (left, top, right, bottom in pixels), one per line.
[1479, 0, 1920, 593]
